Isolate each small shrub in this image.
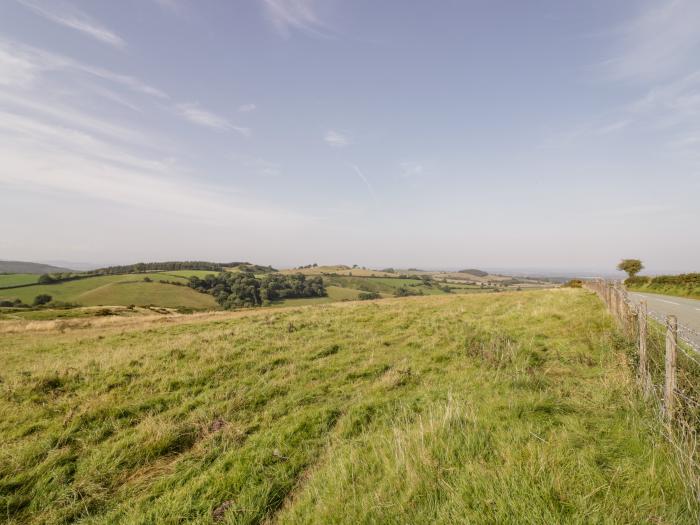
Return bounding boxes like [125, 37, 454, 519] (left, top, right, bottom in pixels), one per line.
[563, 279, 583, 288]
[358, 291, 381, 300]
[33, 294, 52, 306]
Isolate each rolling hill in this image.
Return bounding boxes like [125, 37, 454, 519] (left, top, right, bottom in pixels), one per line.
[0, 260, 74, 274]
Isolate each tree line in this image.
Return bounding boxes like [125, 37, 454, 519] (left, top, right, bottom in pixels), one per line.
[188, 272, 326, 309]
[88, 261, 275, 276]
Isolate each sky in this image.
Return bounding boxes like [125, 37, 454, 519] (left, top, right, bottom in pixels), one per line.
[0, 0, 698, 273]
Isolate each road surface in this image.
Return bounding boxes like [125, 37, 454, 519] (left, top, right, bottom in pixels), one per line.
[627, 291, 700, 350]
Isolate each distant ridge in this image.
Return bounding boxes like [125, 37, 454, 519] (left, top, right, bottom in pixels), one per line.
[458, 269, 488, 277]
[0, 260, 74, 274]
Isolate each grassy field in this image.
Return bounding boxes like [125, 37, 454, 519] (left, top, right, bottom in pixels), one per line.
[274, 285, 364, 306]
[0, 272, 217, 308]
[0, 273, 39, 288]
[0, 289, 694, 524]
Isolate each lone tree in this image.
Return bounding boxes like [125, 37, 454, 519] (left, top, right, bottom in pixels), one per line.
[617, 259, 643, 278]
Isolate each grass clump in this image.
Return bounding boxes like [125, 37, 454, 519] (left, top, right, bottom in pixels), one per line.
[0, 289, 695, 523]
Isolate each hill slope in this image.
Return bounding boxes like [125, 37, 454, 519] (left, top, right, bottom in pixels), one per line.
[0, 290, 694, 523]
[0, 260, 73, 274]
[0, 272, 217, 308]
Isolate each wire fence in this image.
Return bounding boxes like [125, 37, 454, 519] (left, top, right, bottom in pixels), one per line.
[585, 280, 700, 499]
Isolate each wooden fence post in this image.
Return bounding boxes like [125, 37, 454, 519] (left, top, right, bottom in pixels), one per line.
[638, 300, 648, 396]
[664, 315, 677, 423]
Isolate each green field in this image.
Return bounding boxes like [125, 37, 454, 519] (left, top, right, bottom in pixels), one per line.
[0, 289, 693, 524]
[0, 272, 217, 308]
[0, 273, 39, 288]
[274, 285, 364, 306]
[325, 275, 445, 295]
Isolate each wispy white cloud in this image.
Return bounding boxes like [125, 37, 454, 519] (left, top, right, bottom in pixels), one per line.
[0, 91, 149, 145]
[262, 0, 330, 37]
[232, 154, 281, 177]
[151, 0, 184, 14]
[0, 39, 167, 97]
[0, 99, 305, 228]
[399, 161, 424, 177]
[238, 103, 257, 113]
[324, 129, 349, 148]
[175, 103, 250, 136]
[351, 165, 378, 205]
[600, 0, 700, 81]
[595, 119, 630, 135]
[16, 0, 126, 49]
[0, 46, 36, 87]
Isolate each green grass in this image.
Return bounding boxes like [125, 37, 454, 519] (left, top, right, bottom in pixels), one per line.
[324, 275, 449, 296]
[0, 289, 694, 524]
[0, 274, 39, 288]
[77, 282, 217, 309]
[274, 285, 364, 306]
[0, 273, 216, 308]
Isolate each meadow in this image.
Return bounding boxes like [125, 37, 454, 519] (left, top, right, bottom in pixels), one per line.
[0, 274, 39, 288]
[0, 272, 217, 309]
[0, 289, 694, 524]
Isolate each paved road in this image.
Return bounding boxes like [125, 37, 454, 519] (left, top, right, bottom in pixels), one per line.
[627, 291, 700, 350]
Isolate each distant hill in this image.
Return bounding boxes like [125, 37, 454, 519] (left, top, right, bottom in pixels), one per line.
[458, 269, 488, 277]
[0, 260, 74, 274]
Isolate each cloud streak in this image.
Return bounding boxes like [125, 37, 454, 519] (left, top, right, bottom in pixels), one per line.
[324, 129, 349, 147]
[600, 0, 700, 81]
[16, 0, 126, 49]
[176, 103, 250, 135]
[351, 165, 378, 205]
[262, 0, 330, 37]
[0, 39, 167, 97]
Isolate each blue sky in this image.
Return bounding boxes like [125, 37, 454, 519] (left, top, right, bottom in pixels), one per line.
[0, 0, 698, 273]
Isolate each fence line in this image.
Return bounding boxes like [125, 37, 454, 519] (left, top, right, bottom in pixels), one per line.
[584, 280, 700, 499]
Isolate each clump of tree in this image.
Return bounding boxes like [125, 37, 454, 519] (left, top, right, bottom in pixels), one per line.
[189, 272, 325, 309]
[0, 298, 29, 308]
[617, 259, 643, 278]
[33, 294, 52, 306]
[38, 273, 79, 284]
[358, 291, 381, 300]
[394, 286, 423, 297]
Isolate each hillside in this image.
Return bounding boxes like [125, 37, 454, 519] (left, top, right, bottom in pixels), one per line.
[0, 272, 217, 309]
[0, 290, 693, 524]
[0, 260, 73, 274]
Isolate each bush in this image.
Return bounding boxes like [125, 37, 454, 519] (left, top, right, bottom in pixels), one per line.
[33, 294, 52, 306]
[563, 280, 583, 288]
[358, 292, 381, 300]
[624, 276, 650, 287]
